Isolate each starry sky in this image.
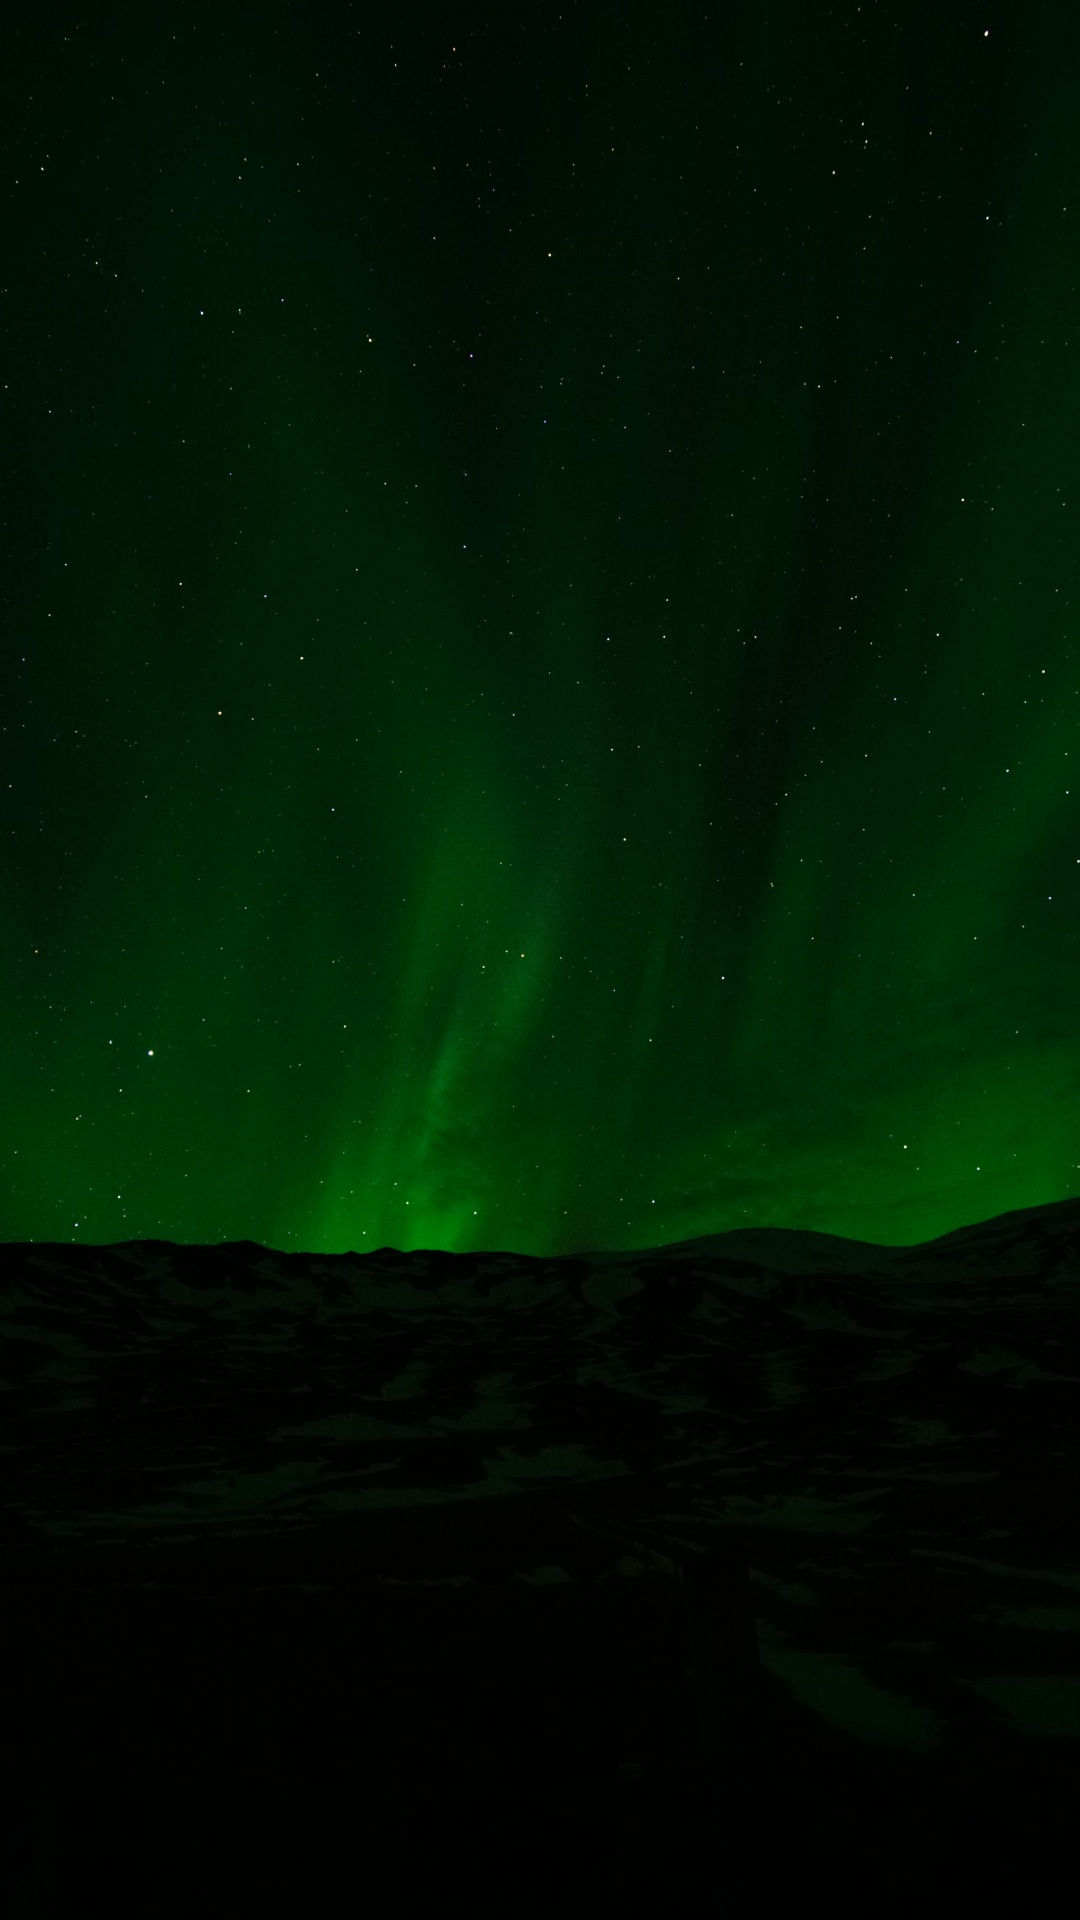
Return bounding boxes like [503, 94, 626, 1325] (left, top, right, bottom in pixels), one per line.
[3, 2, 1078, 1259]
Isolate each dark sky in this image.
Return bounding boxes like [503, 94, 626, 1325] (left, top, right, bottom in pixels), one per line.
[3, 2, 1077, 1257]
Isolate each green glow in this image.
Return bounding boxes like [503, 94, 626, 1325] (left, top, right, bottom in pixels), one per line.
[3, 11, 1078, 1255]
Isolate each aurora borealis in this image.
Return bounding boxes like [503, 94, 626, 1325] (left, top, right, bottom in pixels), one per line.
[3, 3, 1078, 1258]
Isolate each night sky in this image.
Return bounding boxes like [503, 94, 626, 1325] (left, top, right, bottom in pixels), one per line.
[3, 3, 1078, 1259]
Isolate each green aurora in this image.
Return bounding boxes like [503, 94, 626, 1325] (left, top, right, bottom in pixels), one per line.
[3, 3, 1078, 1257]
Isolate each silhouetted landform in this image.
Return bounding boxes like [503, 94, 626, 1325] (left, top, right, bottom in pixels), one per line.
[2, 1198, 1078, 1907]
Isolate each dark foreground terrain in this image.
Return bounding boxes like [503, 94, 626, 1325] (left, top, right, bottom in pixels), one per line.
[5, 1505, 1073, 1915]
[3, 1201, 1078, 1910]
